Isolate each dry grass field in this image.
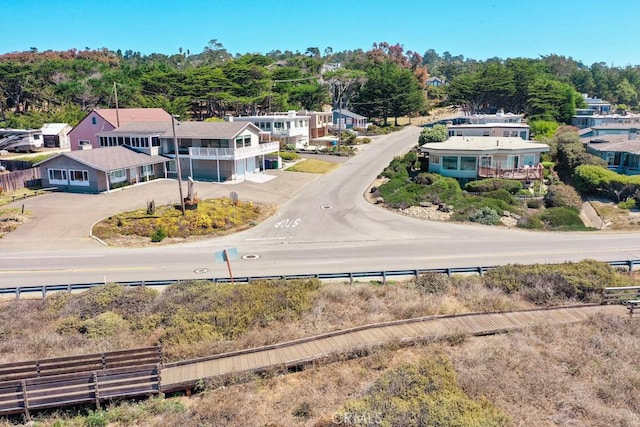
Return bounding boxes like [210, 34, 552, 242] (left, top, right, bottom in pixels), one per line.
[1, 262, 639, 426]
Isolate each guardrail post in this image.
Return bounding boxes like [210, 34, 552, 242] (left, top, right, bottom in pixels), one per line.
[349, 272, 353, 285]
[382, 271, 386, 285]
[629, 260, 635, 274]
[478, 266, 483, 276]
[15, 287, 20, 300]
[446, 268, 452, 277]
[414, 269, 419, 279]
[41, 286, 46, 299]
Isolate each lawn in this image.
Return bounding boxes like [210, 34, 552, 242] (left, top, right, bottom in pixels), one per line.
[285, 158, 339, 174]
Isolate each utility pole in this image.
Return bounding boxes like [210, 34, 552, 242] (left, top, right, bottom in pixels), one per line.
[113, 82, 120, 127]
[172, 115, 186, 215]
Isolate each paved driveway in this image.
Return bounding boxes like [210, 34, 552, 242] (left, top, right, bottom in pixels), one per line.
[1, 169, 320, 251]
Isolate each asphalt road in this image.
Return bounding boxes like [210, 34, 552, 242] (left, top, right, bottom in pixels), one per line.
[1, 126, 640, 287]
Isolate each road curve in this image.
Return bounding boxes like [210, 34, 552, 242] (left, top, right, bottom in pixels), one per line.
[1, 126, 640, 287]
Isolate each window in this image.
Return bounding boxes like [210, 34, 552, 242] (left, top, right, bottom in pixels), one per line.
[460, 156, 477, 171]
[141, 164, 153, 176]
[448, 130, 455, 137]
[79, 139, 91, 146]
[236, 137, 244, 148]
[480, 156, 492, 168]
[244, 135, 251, 146]
[91, 117, 97, 125]
[109, 169, 127, 183]
[48, 168, 67, 183]
[442, 156, 458, 170]
[69, 169, 89, 186]
[503, 131, 510, 137]
[430, 154, 440, 163]
[520, 131, 528, 139]
[482, 130, 490, 136]
[523, 154, 535, 167]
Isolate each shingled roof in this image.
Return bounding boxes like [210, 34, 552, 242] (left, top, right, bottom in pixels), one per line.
[36, 146, 167, 172]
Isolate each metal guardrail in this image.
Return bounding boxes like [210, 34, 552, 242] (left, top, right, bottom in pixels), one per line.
[1, 260, 638, 300]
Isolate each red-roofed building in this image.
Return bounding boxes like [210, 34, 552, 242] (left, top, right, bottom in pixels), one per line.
[68, 108, 172, 151]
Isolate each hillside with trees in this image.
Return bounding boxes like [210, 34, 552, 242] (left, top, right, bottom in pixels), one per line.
[2, 41, 640, 130]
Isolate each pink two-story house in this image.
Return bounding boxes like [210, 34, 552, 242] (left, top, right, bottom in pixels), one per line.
[68, 108, 172, 150]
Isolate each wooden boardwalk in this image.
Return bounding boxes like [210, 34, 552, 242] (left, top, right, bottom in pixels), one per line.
[161, 305, 626, 391]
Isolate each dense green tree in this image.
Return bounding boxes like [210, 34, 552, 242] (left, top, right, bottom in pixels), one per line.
[354, 60, 424, 126]
[418, 124, 448, 144]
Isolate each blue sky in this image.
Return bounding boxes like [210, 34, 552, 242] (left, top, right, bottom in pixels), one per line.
[2, 0, 639, 66]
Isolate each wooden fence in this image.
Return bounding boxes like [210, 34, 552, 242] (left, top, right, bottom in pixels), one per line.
[603, 286, 640, 304]
[0, 347, 161, 419]
[0, 169, 41, 192]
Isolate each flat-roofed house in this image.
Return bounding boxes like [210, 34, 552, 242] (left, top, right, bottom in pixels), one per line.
[420, 136, 550, 185]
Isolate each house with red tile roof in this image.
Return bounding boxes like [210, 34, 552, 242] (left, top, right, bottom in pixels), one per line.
[68, 108, 172, 151]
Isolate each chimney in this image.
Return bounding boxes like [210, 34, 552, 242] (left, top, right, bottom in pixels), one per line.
[224, 114, 233, 122]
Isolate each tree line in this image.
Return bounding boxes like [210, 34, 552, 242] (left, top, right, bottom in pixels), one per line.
[1, 40, 639, 129]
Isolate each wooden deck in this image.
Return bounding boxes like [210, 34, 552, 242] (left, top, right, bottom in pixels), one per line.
[161, 305, 626, 391]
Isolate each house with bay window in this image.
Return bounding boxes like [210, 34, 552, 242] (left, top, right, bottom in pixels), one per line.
[36, 120, 279, 192]
[420, 136, 550, 185]
[68, 108, 172, 150]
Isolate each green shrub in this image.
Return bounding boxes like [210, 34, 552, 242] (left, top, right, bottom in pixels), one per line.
[465, 178, 522, 194]
[413, 172, 438, 185]
[339, 357, 510, 426]
[469, 207, 501, 225]
[151, 227, 167, 242]
[544, 183, 583, 209]
[81, 311, 129, 339]
[418, 124, 448, 143]
[484, 260, 615, 302]
[413, 273, 451, 295]
[86, 410, 108, 427]
[278, 151, 299, 161]
[517, 215, 543, 229]
[538, 206, 588, 230]
[485, 189, 517, 205]
[526, 198, 542, 209]
[619, 198, 637, 210]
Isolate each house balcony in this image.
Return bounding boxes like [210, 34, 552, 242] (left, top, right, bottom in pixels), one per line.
[187, 142, 280, 160]
[478, 165, 544, 181]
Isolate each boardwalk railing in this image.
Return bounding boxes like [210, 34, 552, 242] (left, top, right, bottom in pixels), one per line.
[1, 259, 639, 300]
[603, 286, 640, 304]
[0, 347, 161, 419]
[0, 305, 629, 418]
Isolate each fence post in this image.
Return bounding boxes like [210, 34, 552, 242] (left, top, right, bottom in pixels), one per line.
[93, 372, 100, 410]
[21, 380, 30, 422]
